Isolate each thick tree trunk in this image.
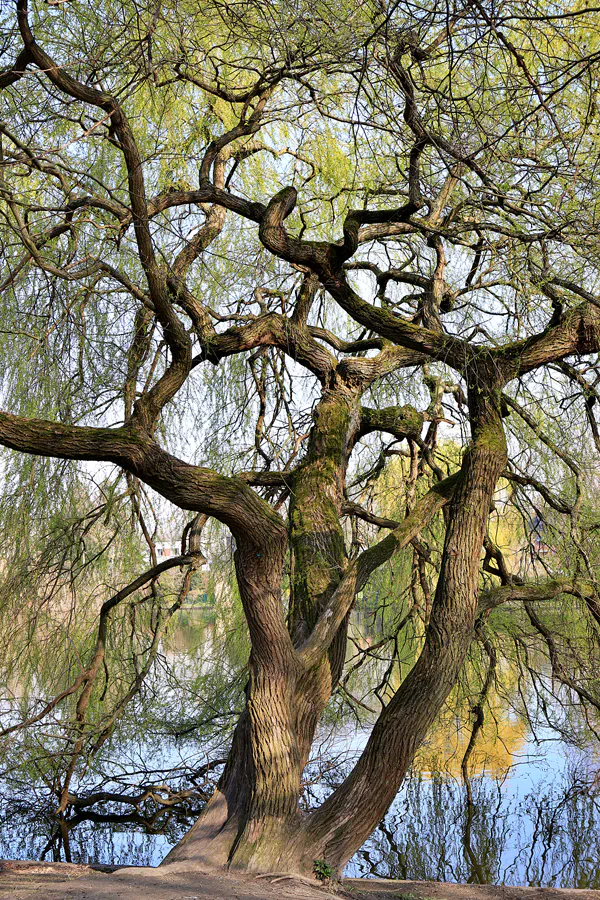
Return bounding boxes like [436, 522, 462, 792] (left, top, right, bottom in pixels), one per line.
[163, 390, 362, 873]
[282, 383, 508, 874]
[163, 535, 307, 872]
[164, 382, 507, 878]
[288, 389, 361, 768]
[162, 681, 304, 870]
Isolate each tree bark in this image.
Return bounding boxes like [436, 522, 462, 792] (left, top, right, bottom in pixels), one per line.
[287, 388, 361, 770]
[163, 537, 306, 872]
[163, 388, 366, 873]
[162, 384, 507, 877]
[280, 380, 508, 873]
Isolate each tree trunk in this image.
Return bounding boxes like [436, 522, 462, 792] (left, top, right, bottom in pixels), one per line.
[163, 535, 307, 872]
[282, 383, 508, 874]
[287, 389, 361, 768]
[162, 677, 304, 870]
[163, 390, 362, 873]
[164, 382, 507, 878]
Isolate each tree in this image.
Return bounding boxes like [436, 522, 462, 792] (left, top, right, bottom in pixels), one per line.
[3, 0, 600, 878]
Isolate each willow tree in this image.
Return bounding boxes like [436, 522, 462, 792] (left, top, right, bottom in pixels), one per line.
[3, 0, 600, 877]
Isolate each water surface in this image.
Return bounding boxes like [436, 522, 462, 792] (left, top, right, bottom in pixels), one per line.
[2, 612, 600, 887]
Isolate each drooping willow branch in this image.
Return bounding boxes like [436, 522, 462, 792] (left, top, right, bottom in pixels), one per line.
[0, 553, 192, 740]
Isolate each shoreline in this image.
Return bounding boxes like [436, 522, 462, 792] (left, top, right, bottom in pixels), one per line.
[1, 861, 600, 900]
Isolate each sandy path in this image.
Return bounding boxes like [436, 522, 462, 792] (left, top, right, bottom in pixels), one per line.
[348, 878, 600, 899]
[0, 863, 324, 900]
[2, 862, 600, 900]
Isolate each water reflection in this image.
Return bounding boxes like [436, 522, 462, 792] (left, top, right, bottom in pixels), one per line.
[0, 809, 183, 868]
[348, 735, 600, 888]
[0, 788, 203, 867]
[349, 755, 600, 888]
[3, 745, 600, 886]
[3, 611, 600, 887]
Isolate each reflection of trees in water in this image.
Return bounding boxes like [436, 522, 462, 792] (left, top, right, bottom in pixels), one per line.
[0, 795, 200, 868]
[353, 775, 503, 884]
[351, 770, 600, 889]
[5, 762, 600, 887]
[4, 606, 600, 885]
[514, 777, 600, 889]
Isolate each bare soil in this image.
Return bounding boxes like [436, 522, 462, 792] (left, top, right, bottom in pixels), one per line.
[1, 862, 600, 900]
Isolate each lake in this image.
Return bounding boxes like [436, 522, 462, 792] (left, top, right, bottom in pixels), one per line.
[1, 611, 600, 887]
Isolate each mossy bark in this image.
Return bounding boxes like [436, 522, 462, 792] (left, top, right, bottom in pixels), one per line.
[282, 381, 508, 872]
[288, 390, 362, 771]
[164, 388, 365, 874]
[162, 381, 508, 877]
[168, 388, 499, 878]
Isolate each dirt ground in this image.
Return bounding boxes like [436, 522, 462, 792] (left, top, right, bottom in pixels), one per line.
[1, 862, 600, 900]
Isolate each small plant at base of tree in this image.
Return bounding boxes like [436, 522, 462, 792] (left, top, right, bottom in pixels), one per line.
[313, 859, 335, 882]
